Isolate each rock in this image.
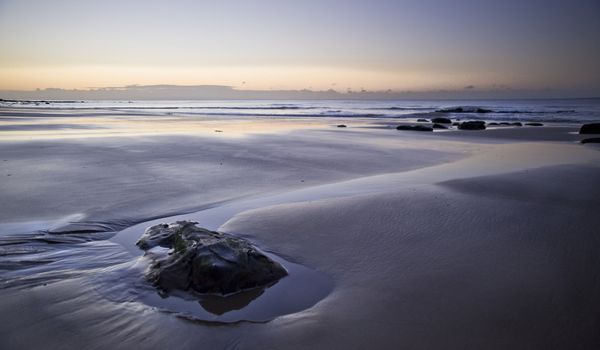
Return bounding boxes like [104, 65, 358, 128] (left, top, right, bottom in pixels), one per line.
[432, 123, 448, 129]
[525, 122, 544, 126]
[458, 121, 486, 130]
[499, 122, 510, 125]
[581, 137, 600, 144]
[396, 125, 433, 132]
[436, 107, 493, 113]
[579, 123, 600, 134]
[452, 122, 460, 126]
[137, 221, 288, 296]
[337, 124, 347, 128]
[488, 122, 499, 126]
[511, 122, 523, 126]
[431, 117, 452, 124]
[417, 119, 429, 122]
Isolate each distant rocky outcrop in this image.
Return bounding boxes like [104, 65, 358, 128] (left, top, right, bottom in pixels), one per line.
[579, 123, 600, 134]
[457, 121, 486, 130]
[431, 117, 452, 124]
[136, 221, 288, 296]
[436, 107, 493, 113]
[396, 125, 433, 132]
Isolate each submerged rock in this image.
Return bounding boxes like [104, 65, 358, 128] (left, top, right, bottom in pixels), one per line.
[431, 117, 452, 124]
[525, 122, 544, 126]
[511, 122, 523, 126]
[458, 121, 486, 130]
[137, 221, 288, 296]
[579, 123, 600, 134]
[417, 118, 429, 122]
[337, 124, 347, 128]
[396, 125, 433, 132]
[432, 123, 448, 129]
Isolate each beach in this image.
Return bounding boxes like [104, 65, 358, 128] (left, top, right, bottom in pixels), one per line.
[1, 102, 599, 349]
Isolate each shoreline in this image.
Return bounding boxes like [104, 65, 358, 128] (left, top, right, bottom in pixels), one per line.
[1, 110, 599, 349]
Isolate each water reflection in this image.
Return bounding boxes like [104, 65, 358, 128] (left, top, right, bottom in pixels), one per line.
[198, 286, 267, 315]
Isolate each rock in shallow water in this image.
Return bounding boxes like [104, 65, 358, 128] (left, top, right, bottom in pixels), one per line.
[136, 221, 288, 296]
[396, 125, 433, 132]
[458, 121, 486, 130]
[581, 137, 600, 144]
[579, 123, 600, 134]
[431, 117, 452, 124]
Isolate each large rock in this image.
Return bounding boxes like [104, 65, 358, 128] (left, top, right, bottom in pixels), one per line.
[432, 123, 448, 129]
[579, 123, 600, 134]
[458, 121, 486, 130]
[136, 221, 288, 295]
[396, 125, 433, 132]
[431, 117, 452, 124]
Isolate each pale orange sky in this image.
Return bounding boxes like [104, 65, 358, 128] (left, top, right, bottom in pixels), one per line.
[1, 0, 599, 95]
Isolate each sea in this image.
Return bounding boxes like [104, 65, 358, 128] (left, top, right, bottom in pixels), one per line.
[1, 98, 600, 123]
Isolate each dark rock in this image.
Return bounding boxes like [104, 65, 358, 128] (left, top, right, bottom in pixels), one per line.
[452, 122, 460, 126]
[436, 107, 493, 113]
[488, 122, 499, 126]
[499, 122, 510, 125]
[431, 117, 452, 124]
[525, 122, 544, 126]
[432, 123, 448, 129]
[579, 123, 600, 134]
[417, 119, 429, 122]
[511, 122, 523, 126]
[581, 137, 600, 144]
[396, 125, 433, 132]
[137, 221, 288, 296]
[337, 124, 347, 128]
[458, 121, 486, 130]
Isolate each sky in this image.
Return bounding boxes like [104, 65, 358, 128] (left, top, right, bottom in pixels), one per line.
[1, 0, 599, 97]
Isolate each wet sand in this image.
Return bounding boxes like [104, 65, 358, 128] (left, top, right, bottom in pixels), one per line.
[1, 109, 599, 349]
